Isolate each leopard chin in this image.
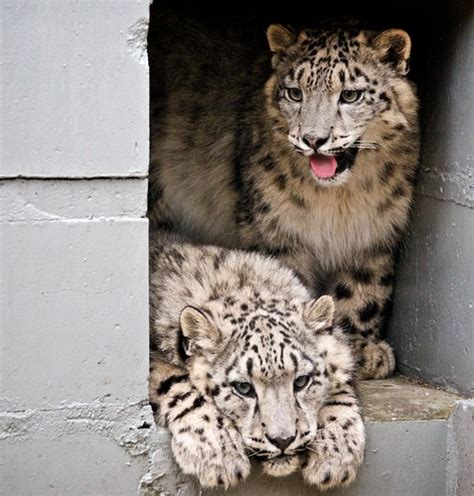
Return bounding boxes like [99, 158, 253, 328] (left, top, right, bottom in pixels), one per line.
[261, 454, 302, 478]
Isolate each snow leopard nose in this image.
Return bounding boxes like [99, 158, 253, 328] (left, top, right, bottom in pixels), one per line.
[267, 435, 296, 452]
[302, 134, 329, 151]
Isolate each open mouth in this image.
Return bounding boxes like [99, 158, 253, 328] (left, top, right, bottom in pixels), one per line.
[309, 149, 358, 181]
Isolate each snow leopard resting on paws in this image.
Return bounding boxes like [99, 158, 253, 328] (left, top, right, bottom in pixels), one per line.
[148, 12, 420, 380]
[149, 237, 365, 490]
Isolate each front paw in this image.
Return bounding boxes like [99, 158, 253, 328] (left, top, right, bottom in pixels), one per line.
[261, 455, 302, 477]
[302, 453, 359, 490]
[302, 418, 365, 490]
[170, 414, 250, 489]
[358, 340, 395, 379]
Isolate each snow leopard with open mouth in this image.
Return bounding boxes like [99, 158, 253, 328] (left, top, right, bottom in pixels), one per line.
[148, 12, 419, 380]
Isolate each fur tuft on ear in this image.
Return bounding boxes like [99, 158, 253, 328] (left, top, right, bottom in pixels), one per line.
[303, 295, 335, 332]
[297, 30, 309, 43]
[266, 24, 296, 53]
[179, 306, 221, 355]
[373, 29, 411, 75]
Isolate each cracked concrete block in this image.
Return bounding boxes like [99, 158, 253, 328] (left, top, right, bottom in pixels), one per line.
[0, 402, 199, 496]
[2, 429, 148, 495]
[0, 0, 149, 178]
[0, 179, 147, 222]
[1, 403, 164, 496]
[0, 219, 149, 408]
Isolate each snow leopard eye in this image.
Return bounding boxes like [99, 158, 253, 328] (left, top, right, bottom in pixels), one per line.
[294, 375, 311, 391]
[232, 381, 255, 398]
[340, 89, 363, 104]
[286, 87, 303, 102]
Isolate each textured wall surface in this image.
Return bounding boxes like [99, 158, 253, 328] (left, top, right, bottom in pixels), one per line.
[388, 1, 474, 396]
[0, 1, 173, 494]
[1, 1, 149, 177]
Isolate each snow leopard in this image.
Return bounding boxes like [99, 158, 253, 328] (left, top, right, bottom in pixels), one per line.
[149, 237, 365, 490]
[148, 12, 420, 380]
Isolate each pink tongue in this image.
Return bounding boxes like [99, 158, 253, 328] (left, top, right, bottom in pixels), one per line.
[309, 154, 338, 179]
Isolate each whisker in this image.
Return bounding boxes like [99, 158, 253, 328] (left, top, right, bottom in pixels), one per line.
[227, 451, 251, 464]
[304, 446, 320, 454]
[217, 439, 241, 448]
[351, 140, 381, 150]
[350, 145, 379, 150]
[317, 419, 342, 431]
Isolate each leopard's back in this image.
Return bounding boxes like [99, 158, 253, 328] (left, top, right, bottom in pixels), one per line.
[148, 12, 269, 245]
[149, 236, 310, 363]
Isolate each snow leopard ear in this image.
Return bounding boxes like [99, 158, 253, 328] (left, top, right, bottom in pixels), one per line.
[180, 306, 221, 356]
[373, 29, 411, 75]
[266, 24, 297, 53]
[303, 295, 335, 332]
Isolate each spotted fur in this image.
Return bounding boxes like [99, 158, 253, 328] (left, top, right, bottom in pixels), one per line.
[149, 237, 365, 489]
[148, 14, 420, 379]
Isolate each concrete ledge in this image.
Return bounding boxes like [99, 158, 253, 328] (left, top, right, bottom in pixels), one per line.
[359, 376, 460, 422]
[214, 421, 448, 496]
[0, 401, 199, 496]
[202, 377, 464, 496]
[447, 400, 474, 496]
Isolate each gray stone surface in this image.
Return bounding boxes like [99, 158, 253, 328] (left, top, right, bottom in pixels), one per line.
[359, 376, 460, 421]
[0, 1, 154, 492]
[1, 218, 149, 409]
[1, 404, 153, 496]
[415, 2, 473, 209]
[0, 0, 149, 178]
[0, 403, 195, 496]
[0, 179, 147, 222]
[447, 400, 474, 496]
[208, 421, 449, 496]
[389, 197, 474, 397]
[388, 0, 473, 396]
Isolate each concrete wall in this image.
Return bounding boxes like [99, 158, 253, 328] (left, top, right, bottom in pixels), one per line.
[1, 1, 149, 178]
[388, 0, 474, 397]
[0, 2, 183, 494]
